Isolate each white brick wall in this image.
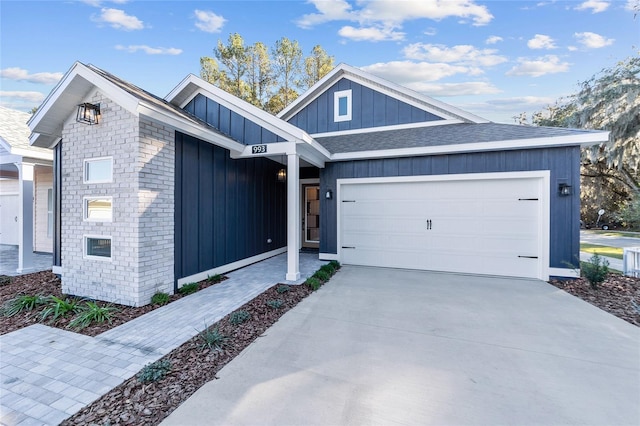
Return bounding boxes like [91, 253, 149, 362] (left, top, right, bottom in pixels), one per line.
[60, 91, 175, 306]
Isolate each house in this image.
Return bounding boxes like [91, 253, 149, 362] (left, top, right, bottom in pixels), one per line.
[28, 62, 607, 306]
[0, 106, 54, 273]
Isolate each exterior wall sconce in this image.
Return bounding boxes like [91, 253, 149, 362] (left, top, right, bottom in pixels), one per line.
[558, 183, 572, 196]
[276, 168, 286, 182]
[76, 103, 101, 125]
[325, 189, 333, 200]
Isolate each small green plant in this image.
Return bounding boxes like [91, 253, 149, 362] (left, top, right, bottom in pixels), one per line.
[151, 292, 170, 306]
[137, 359, 171, 383]
[68, 301, 119, 330]
[229, 309, 250, 325]
[276, 284, 291, 294]
[305, 277, 322, 291]
[266, 299, 284, 309]
[2, 294, 48, 317]
[581, 253, 609, 289]
[41, 296, 81, 322]
[178, 282, 199, 295]
[207, 274, 222, 283]
[313, 270, 331, 282]
[0, 275, 12, 286]
[319, 263, 336, 275]
[328, 260, 341, 270]
[198, 325, 228, 351]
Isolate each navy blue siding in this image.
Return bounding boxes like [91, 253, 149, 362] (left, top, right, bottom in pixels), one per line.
[184, 94, 285, 144]
[287, 78, 444, 134]
[175, 132, 287, 282]
[319, 147, 581, 270]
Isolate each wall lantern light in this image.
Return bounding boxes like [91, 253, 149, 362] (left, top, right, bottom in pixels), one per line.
[76, 103, 101, 125]
[276, 168, 287, 183]
[558, 183, 572, 196]
[325, 189, 333, 200]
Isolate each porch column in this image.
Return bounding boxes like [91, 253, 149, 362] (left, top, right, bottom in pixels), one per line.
[17, 162, 34, 273]
[286, 153, 300, 281]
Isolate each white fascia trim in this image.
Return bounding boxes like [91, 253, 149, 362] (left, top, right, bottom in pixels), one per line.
[0, 154, 23, 165]
[330, 132, 609, 162]
[319, 253, 339, 261]
[231, 141, 296, 158]
[166, 75, 314, 144]
[549, 267, 580, 278]
[312, 119, 463, 138]
[177, 247, 287, 286]
[138, 104, 245, 154]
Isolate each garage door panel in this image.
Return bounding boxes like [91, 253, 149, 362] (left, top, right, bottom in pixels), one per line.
[340, 177, 544, 279]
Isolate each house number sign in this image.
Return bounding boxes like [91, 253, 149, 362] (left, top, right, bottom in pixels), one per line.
[251, 144, 267, 154]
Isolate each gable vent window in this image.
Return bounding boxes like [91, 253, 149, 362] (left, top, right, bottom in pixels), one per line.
[334, 89, 352, 122]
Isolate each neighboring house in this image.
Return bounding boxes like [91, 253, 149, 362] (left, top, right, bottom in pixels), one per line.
[0, 106, 54, 272]
[28, 62, 607, 306]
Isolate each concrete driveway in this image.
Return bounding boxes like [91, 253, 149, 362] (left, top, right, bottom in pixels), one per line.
[162, 266, 640, 426]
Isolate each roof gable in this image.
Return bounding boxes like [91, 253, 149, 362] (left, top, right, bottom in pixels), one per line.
[0, 106, 52, 161]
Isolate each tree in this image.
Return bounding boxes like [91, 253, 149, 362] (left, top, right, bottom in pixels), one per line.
[271, 37, 303, 110]
[533, 55, 640, 223]
[214, 33, 251, 99]
[246, 42, 273, 109]
[304, 45, 334, 88]
[200, 56, 227, 87]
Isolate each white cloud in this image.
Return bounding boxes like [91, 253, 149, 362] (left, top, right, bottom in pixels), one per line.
[0, 91, 46, 103]
[527, 34, 557, 49]
[402, 43, 507, 67]
[575, 0, 610, 13]
[338, 25, 404, 41]
[115, 45, 182, 55]
[405, 81, 502, 96]
[92, 8, 144, 30]
[194, 10, 226, 33]
[424, 27, 437, 36]
[297, 0, 354, 28]
[362, 60, 478, 83]
[486, 96, 557, 108]
[626, 0, 639, 11]
[0, 67, 63, 84]
[506, 55, 570, 77]
[485, 35, 503, 44]
[574, 32, 615, 48]
[81, 0, 129, 5]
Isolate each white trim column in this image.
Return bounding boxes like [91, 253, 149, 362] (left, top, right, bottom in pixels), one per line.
[17, 162, 35, 273]
[286, 153, 300, 281]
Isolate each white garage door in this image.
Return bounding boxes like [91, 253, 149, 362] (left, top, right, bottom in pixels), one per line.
[339, 175, 547, 279]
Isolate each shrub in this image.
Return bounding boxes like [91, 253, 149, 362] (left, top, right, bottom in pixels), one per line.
[229, 309, 250, 325]
[137, 359, 171, 383]
[2, 294, 48, 317]
[41, 296, 81, 322]
[151, 292, 170, 306]
[0, 275, 12, 286]
[313, 270, 331, 282]
[276, 284, 291, 294]
[68, 301, 119, 330]
[319, 263, 336, 275]
[305, 277, 322, 291]
[207, 274, 222, 283]
[198, 326, 228, 351]
[178, 282, 199, 295]
[581, 253, 609, 289]
[266, 299, 284, 309]
[328, 260, 341, 270]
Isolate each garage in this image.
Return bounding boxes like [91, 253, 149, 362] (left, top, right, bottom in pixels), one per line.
[338, 172, 549, 280]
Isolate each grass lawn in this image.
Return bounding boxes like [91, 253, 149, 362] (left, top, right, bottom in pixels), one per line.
[580, 243, 624, 260]
[587, 230, 640, 238]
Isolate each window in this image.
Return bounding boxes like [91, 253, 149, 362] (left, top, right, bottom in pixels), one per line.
[83, 197, 113, 221]
[85, 236, 111, 260]
[47, 188, 53, 238]
[84, 157, 113, 183]
[334, 89, 352, 122]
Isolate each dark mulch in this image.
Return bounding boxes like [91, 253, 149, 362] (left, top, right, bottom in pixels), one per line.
[549, 273, 640, 326]
[0, 271, 226, 336]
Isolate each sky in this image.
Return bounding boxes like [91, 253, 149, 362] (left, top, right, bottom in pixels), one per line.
[1, 0, 638, 124]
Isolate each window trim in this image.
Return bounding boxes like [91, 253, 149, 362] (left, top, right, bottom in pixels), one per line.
[334, 89, 352, 122]
[83, 196, 113, 222]
[83, 157, 113, 184]
[83, 235, 112, 261]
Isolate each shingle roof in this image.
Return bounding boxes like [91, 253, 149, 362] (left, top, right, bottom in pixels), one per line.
[0, 106, 52, 157]
[315, 122, 600, 154]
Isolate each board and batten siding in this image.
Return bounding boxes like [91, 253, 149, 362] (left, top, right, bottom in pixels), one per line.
[174, 132, 287, 282]
[184, 94, 285, 144]
[319, 146, 580, 270]
[287, 78, 444, 134]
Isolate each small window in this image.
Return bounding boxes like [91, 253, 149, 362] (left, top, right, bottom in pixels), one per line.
[334, 89, 352, 122]
[47, 188, 53, 238]
[83, 197, 113, 221]
[85, 236, 111, 259]
[84, 157, 113, 184]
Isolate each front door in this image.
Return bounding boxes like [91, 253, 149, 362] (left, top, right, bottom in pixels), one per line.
[302, 184, 320, 249]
